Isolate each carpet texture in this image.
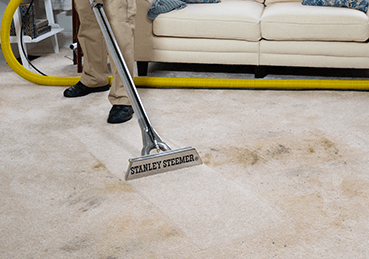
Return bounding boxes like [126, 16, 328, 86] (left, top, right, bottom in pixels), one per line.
[1, 48, 369, 258]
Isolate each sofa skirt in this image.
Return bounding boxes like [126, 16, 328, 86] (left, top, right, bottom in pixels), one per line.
[260, 40, 369, 69]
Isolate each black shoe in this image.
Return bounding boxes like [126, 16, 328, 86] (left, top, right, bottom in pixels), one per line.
[107, 105, 134, 124]
[64, 81, 110, 98]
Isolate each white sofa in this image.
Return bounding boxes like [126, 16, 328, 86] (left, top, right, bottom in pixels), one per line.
[134, 0, 369, 78]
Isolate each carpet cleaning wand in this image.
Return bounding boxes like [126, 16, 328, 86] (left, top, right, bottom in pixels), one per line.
[89, 0, 202, 180]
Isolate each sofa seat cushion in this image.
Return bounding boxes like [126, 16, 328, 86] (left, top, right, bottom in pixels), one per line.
[153, 1, 264, 42]
[261, 2, 369, 42]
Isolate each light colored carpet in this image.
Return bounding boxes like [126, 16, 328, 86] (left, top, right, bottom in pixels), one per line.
[1, 48, 369, 258]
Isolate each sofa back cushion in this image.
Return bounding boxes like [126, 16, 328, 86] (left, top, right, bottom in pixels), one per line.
[261, 2, 369, 42]
[264, 0, 300, 6]
[153, 1, 264, 42]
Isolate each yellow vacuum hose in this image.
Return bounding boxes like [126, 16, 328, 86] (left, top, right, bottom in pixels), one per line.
[2, 0, 369, 89]
[133, 76, 369, 90]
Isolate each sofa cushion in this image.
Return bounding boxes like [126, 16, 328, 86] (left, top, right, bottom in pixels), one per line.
[153, 1, 264, 42]
[261, 2, 369, 42]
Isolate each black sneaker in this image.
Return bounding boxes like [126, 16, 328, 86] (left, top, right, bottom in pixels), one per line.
[107, 105, 134, 124]
[64, 81, 110, 98]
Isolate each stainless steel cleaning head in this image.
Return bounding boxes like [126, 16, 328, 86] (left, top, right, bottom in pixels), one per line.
[126, 147, 202, 180]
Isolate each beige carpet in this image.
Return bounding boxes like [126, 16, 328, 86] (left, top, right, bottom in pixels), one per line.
[1, 48, 369, 258]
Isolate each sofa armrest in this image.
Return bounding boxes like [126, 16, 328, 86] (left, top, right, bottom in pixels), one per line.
[134, 0, 155, 62]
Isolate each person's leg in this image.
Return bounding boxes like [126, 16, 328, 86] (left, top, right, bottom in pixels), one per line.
[64, 0, 110, 97]
[104, 0, 137, 123]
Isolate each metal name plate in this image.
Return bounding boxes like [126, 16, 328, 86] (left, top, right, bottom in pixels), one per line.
[125, 147, 202, 180]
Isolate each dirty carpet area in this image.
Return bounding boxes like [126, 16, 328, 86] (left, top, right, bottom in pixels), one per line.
[1, 48, 369, 258]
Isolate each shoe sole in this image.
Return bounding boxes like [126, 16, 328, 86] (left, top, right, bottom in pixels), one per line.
[107, 114, 133, 124]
